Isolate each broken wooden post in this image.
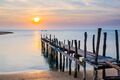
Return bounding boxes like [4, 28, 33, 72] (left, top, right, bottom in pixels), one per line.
[62, 40, 65, 72]
[71, 40, 74, 47]
[94, 28, 102, 80]
[46, 42, 48, 57]
[50, 34, 51, 42]
[95, 28, 102, 64]
[55, 38, 59, 70]
[66, 40, 69, 70]
[115, 30, 120, 75]
[56, 38, 59, 70]
[59, 41, 62, 71]
[68, 40, 72, 75]
[83, 32, 87, 80]
[92, 35, 95, 54]
[74, 40, 78, 78]
[115, 30, 119, 63]
[102, 32, 107, 79]
[78, 40, 81, 71]
[78, 40, 81, 49]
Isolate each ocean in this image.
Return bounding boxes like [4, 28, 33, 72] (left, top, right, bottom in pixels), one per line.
[0, 28, 120, 73]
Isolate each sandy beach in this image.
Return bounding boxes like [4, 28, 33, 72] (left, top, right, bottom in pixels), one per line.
[0, 69, 118, 80]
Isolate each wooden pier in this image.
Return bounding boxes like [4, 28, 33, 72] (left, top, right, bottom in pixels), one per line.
[41, 28, 120, 80]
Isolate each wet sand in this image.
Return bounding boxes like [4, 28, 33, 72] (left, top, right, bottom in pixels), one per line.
[0, 69, 118, 80]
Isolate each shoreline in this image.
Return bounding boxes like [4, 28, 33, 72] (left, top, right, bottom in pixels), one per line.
[0, 31, 13, 35]
[0, 69, 118, 80]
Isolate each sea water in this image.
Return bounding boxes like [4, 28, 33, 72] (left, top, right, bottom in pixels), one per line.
[0, 30, 49, 73]
[0, 28, 120, 73]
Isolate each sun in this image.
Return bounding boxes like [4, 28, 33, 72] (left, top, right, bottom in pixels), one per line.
[33, 17, 41, 23]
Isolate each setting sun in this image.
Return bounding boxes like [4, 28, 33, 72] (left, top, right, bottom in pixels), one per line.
[33, 17, 41, 23]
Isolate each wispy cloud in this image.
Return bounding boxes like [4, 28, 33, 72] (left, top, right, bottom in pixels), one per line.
[0, 0, 120, 29]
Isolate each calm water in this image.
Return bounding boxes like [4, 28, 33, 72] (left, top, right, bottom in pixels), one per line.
[0, 30, 49, 73]
[0, 28, 120, 73]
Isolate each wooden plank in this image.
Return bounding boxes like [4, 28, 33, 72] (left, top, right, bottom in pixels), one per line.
[105, 61, 120, 70]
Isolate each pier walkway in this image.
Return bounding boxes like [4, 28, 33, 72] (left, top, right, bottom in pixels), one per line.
[41, 28, 120, 80]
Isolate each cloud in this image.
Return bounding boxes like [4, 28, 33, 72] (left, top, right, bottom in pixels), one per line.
[0, 0, 120, 29]
[6, 0, 28, 2]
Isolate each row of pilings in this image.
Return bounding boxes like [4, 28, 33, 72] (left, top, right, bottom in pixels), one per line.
[41, 28, 120, 80]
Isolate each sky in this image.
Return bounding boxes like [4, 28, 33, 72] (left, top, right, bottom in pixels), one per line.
[0, 0, 120, 30]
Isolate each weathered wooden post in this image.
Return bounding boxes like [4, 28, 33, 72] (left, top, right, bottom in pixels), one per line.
[41, 34, 43, 53]
[49, 34, 51, 59]
[94, 28, 102, 80]
[71, 40, 74, 47]
[102, 32, 107, 79]
[42, 35, 45, 54]
[66, 40, 69, 70]
[53, 37, 56, 62]
[68, 40, 72, 75]
[92, 35, 95, 54]
[115, 30, 119, 63]
[55, 38, 59, 69]
[46, 42, 48, 57]
[50, 34, 51, 42]
[62, 41, 65, 72]
[78, 40, 81, 49]
[115, 30, 120, 75]
[49, 34, 53, 61]
[74, 40, 79, 78]
[78, 40, 81, 71]
[95, 28, 102, 64]
[46, 34, 48, 39]
[83, 32, 87, 80]
[59, 41, 62, 71]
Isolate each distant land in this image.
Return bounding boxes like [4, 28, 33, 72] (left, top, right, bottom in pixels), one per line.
[0, 31, 13, 35]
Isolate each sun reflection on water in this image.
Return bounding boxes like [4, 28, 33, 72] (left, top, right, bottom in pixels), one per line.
[33, 31, 41, 52]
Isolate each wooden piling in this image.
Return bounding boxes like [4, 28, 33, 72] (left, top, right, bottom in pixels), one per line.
[46, 43, 48, 57]
[115, 30, 119, 63]
[92, 35, 95, 54]
[83, 32, 87, 80]
[62, 41, 65, 72]
[50, 34, 51, 42]
[78, 40, 80, 71]
[94, 28, 102, 80]
[43, 41, 45, 53]
[68, 41, 72, 75]
[66, 40, 69, 70]
[74, 40, 78, 78]
[115, 30, 120, 76]
[78, 40, 81, 49]
[55, 39, 59, 69]
[59, 41, 62, 71]
[71, 40, 74, 47]
[102, 32, 107, 79]
[95, 28, 102, 64]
